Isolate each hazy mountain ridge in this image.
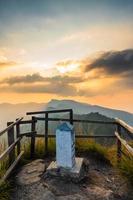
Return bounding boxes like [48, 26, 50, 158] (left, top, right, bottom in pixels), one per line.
[0, 102, 46, 130]
[46, 99, 133, 126]
[0, 99, 133, 131]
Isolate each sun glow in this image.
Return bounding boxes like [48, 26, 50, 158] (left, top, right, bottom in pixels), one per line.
[57, 63, 79, 74]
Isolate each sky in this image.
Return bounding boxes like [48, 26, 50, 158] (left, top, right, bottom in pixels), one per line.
[0, 0, 133, 112]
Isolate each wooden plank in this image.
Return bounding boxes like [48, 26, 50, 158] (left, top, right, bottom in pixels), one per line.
[70, 110, 73, 125]
[121, 149, 132, 160]
[0, 137, 22, 161]
[45, 113, 48, 155]
[25, 134, 115, 138]
[30, 117, 36, 158]
[115, 132, 133, 157]
[7, 122, 15, 165]
[116, 124, 122, 162]
[115, 118, 133, 136]
[35, 117, 116, 125]
[20, 131, 36, 137]
[1, 151, 24, 183]
[26, 109, 73, 115]
[18, 119, 37, 124]
[16, 119, 20, 155]
[0, 117, 23, 137]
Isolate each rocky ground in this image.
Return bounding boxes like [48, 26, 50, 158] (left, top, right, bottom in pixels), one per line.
[10, 154, 133, 200]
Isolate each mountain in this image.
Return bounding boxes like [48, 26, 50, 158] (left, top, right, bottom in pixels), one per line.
[46, 99, 133, 126]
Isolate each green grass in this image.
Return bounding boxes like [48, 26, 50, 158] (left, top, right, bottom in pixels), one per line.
[76, 138, 108, 160]
[107, 145, 133, 185]
[0, 138, 13, 200]
[119, 158, 133, 184]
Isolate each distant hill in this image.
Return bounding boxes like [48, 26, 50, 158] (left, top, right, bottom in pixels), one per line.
[38, 112, 114, 145]
[46, 99, 133, 126]
[0, 99, 133, 134]
[0, 103, 46, 130]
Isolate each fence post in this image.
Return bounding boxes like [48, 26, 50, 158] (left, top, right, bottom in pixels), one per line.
[30, 116, 36, 158]
[16, 119, 20, 155]
[7, 122, 15, 165]
[116, 124, 122, 163]
[70, 109, 73, 125]
[45, 112, 48, 156]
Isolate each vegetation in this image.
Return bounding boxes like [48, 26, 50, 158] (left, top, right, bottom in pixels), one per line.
[0, 181, 12, 200]
[0, 140, 12, 200]
[119, 158, 133, 184]
[21, 137, 133, 185]
[0, 137, 133, 199]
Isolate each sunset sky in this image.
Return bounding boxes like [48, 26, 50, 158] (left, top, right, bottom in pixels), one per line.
[0, 0, 133, 112]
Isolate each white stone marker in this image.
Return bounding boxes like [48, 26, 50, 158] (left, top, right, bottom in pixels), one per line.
[56, 122, 75, 168]
[46, 122, 87, 182]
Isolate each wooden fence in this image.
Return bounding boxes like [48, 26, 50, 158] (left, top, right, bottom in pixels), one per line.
[0, 109, 133, 183]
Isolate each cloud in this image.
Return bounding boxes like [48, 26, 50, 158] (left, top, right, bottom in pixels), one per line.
[1, 73, 84, 85]
[0, 52, 20, 69]
[0, 49, 133, 97]
[10, 83, 78, 96]
[0, 82, 100, 97]
[84, 49, 133, 75]
[56, 60, 75, 67]
[0, 73, 87, 97]
[0, 61, 18, 68]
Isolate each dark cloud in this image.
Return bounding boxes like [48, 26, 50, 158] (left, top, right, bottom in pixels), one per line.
[1, 73, 84, 85]
[1, 73, 44, 84]
[11, 83, 78, 96]
[85, 49, 133, 75]
[0, 73, 87, 97]
[0, 82, 90, 97]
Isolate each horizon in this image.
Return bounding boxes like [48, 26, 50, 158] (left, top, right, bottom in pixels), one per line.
[0, 98, 133, 114]
[0, 0, 133, 112]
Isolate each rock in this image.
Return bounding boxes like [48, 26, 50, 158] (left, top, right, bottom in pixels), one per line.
[43, 176, 81, 196]
[42, 190, 56, 200]
[58, 194, 87, 200]
[86, 186, 113, 200]
[16, 159, 45, 185]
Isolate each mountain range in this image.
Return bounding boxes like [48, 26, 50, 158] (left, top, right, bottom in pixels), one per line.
[0, 99, 133, 131]
[46, 99, 133, 126]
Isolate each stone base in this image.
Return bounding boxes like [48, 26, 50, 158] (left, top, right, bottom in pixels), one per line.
[46, 157, 88, 183]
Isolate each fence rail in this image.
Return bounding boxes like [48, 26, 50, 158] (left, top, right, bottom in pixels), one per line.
[115, 118, 133, 138]
[115, 132, 133, 159]
[0, 117, 23, 137]
[0, 109, 133, 183]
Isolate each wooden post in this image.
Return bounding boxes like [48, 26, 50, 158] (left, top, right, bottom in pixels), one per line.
[7, 122, 15, 165]
[16, 119, 20, 155]
[70, 109, 73, 125]
[45, 112, 48, 156]
[116, 124, 122, 163]
[30, 116, 36, 158]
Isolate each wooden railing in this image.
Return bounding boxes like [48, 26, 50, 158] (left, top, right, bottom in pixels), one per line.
[115, 118, 133, 161]
[0, 118, 24, 183]
[0, 109, 133, 183]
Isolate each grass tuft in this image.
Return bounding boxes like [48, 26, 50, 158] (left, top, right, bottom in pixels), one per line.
[0, 181, 12, 200]
[119, 158, 133, 185]
[76, 138, 109, 163]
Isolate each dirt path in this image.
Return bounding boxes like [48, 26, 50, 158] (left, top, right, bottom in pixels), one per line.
[10, 154, 133, 200]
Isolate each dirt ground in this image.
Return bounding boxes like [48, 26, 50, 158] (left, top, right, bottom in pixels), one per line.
[10, 154, 133, 200]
